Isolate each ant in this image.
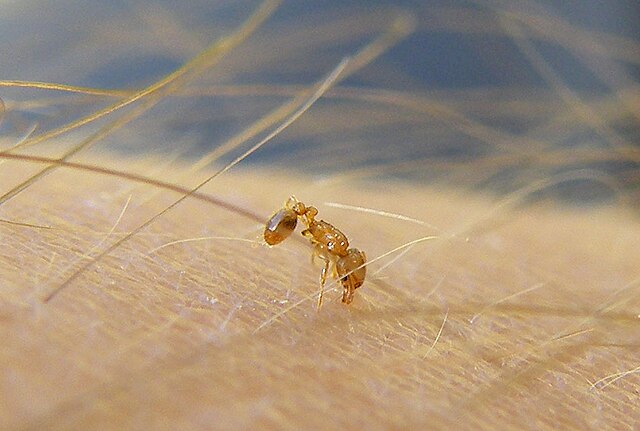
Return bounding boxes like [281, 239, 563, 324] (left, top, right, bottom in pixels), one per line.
[264, 196, 366, 308]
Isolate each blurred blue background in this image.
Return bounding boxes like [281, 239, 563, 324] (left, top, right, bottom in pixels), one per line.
[1, 0, 639, 203]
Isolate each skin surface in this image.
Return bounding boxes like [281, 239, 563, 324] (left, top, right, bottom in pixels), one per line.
[1, 0, 639, 429]
[1, 155, 638, 430]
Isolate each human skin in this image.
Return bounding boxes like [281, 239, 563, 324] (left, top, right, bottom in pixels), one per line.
[1, 154, 638, 430]
[1, 0, 639, 428]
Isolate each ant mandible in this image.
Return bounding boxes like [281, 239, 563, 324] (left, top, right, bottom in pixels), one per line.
[264, 196, 366, 308]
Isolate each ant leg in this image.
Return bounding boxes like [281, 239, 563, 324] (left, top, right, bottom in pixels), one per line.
[340, 274, 356, 304]
[341, 281, 348, 303]
[318, 258, 330, 310]
[313, 247, 330, 310]
[301, 229, 313, 242]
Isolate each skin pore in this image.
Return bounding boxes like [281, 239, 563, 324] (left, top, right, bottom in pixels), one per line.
[1, 0, 639, 429]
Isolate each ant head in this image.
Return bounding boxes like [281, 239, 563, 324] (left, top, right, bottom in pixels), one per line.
[284, 195, 306, 216]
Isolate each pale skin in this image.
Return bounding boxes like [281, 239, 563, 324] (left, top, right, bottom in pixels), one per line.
[3, 0, 638, 428]
[1, 155, 638, 430]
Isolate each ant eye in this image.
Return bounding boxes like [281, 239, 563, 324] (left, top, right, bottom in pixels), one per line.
[264, 208, 297, 245]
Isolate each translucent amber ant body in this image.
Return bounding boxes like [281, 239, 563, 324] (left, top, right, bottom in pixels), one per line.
[264, 196, 366, 307]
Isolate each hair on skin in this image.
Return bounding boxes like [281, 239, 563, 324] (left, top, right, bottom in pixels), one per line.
[1, 1, 639, 429]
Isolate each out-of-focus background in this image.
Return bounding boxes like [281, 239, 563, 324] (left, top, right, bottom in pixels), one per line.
[2, 0, 638, 203]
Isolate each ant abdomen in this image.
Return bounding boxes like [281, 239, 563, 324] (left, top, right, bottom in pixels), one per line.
[264, 208, 297, 245]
